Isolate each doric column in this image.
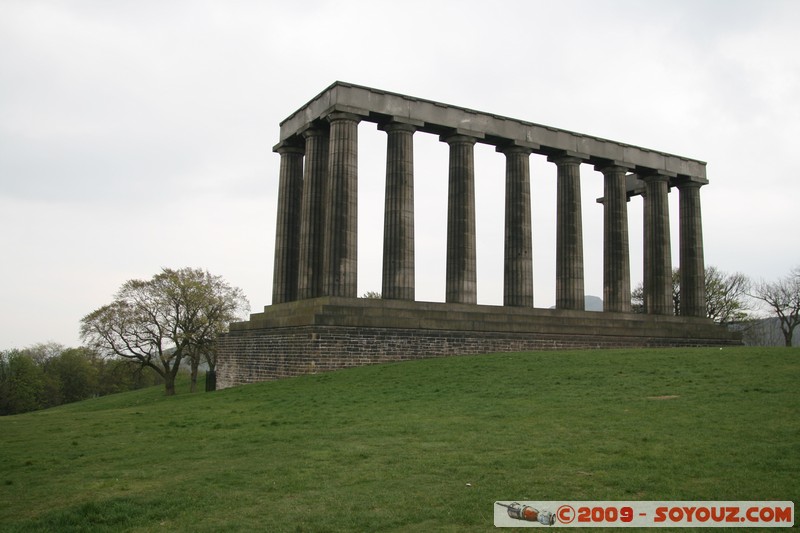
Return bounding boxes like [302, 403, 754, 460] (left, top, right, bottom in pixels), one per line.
[500, 145, 534, 307]
[443, 134, 478, 304]
[271, 140, 304, 304]
[380, 122, 416, 300]
[550, 155, 585, 310]
[597, 164, 631, 312]
[297, 126, 329, 300]
[323, 112, 360, 297]
[642, 172, 673, 315]
[678, 180, 706, 317]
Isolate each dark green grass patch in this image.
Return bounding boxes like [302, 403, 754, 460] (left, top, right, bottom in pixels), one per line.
[1, 347, 797, 531]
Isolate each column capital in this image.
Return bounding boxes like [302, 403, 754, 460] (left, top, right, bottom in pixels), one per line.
[440, 133, 479, 146]
[548, 154, 585, 166]
[640, 174, 671, 187]
[497, 143, 535, 155]
[326, 111, 362, 124]
[273, 138, 305, 155]
[301, 125, 328, 140]
[378, 121, 417, 134]
[639, 170, 675, 183]
[674, 176, 708, 189]
[593, 163, 633, 174]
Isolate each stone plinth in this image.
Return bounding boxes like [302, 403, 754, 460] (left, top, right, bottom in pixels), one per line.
[217, 297, 743, 389]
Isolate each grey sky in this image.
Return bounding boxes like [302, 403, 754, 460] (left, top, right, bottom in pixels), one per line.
[2, 0, 799, 349]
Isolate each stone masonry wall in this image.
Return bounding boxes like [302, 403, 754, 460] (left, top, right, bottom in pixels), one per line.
[216, 325, 738, 389]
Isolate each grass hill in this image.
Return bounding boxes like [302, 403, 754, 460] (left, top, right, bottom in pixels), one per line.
[1, 347, 797, 531]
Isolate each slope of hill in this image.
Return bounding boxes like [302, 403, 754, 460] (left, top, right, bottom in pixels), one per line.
[1, 347, 797, 531]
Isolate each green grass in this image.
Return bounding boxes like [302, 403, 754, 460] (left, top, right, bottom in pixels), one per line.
[0, 347, 797, 532]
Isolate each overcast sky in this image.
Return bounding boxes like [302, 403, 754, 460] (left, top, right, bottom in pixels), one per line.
[2, 0, 799, 350]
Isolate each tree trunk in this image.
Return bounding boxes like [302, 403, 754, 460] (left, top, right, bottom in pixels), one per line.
[204, 358, 216, 392]
[148, 362, 173, 396]
[190, 358, 199, 393]
[164, 374, 176, 396]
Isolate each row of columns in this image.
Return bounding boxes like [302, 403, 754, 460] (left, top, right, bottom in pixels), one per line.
[272, 115, 707, 317]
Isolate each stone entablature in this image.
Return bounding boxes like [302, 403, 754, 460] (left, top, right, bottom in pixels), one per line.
[278, 81, 707, 182]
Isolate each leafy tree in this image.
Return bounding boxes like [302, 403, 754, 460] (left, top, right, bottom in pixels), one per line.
[180, 271, 249, 392]
[21, 341, 64, 365]
[46, 348, 100, 403]
[361, 291, 382, 299]
[750, 266, 800, 347]
[95, 357, 162, 396]
[630, 285, 645, 314]
[0, 350, 46, 415]
[631, 266, 750, 323]
[80, 268, 249, 396]
[1, 344, 169, 415]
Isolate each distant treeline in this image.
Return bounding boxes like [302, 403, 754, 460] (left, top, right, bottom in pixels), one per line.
[0, 343, 162, 416]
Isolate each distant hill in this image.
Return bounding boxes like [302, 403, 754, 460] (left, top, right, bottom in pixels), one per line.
[585, 295, 603, 311]
[549, 295, 604, 311]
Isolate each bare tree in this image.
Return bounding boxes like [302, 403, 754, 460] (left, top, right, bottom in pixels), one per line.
[704, 266, 750, 324]
[81, 268, 249, 395]
[750, 266, 800, 347]
[631, 266, 750, 323]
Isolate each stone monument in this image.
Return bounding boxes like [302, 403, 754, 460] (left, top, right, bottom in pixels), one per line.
[217, 82, 740, 388]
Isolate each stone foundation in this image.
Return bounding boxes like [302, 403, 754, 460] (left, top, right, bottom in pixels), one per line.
[216, 297, 742, 389]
